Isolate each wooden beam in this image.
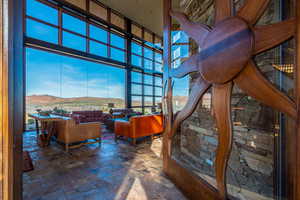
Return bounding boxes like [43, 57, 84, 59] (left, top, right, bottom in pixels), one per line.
[1, 0, 24, 199]
[295, 0, 300, 199]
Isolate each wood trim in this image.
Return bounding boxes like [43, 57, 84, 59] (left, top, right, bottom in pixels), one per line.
[295, 0, 300, 199]
[1, 0, 13, 199]
[1, 0, 24, 199]
[212, 82, 233, 199]
[164, 157, 220, 200]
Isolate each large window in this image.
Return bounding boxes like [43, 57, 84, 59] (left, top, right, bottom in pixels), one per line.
[25, 0, 162, 66]
[25, 0, 163, 122]
[26, 48, 125, 129]
[131, 71, 162, 114]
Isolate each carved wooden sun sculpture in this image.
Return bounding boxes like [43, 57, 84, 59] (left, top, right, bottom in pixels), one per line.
[167, 0, 297, 198]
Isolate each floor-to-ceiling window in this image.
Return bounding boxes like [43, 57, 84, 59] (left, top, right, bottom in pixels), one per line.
[25, 0, 163, 128]
[26, 48, 126, 129]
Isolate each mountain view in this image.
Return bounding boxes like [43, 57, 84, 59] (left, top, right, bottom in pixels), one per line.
[26, 95, 126, 114]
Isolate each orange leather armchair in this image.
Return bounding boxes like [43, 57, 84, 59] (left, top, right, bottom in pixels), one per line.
[56, 119, 101, 151]
[114, 114, 163, 145]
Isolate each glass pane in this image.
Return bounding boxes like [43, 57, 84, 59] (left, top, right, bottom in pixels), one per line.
[169, 0, 217, 180]
[132, 84, 142, 95]
[25, 47, 126, 129]
[155, 76, 162, 86]
[144, 47, 153, 59]
[63, 31, 86, 51]
[90, 25, 107, 43]
[144, 97, 153, 106]
[87, 63, 125, 111]
[131, 72, 142, 83]
[132, 96, 142, 107]
[155, 87, 162, 97]
[63, 13, 86, 35]
[26, 19, 58, 44]
[144, 108, 152, 114]
[26, 0, 58, 25]
[172, 76, 189, 112]
[132, 42, 142, 55]
[110, 33, 125, 49]
[226, 1, 295, 199]
[144, 85, 153, 96]
[111, 48, 125, 62]
[131, 55, 142, 67]
[144, 75, 153, 85]
[25, 48, 61, 129]
[172, 30, 189, 44]
[61, 58, 88, 99]
[155, 52, 162, 63]
[155, 97, 162, 104]
[26, 48, 61, 104]
[172, 45, 189, 68]
[155, 62, 163, 72]
[90, 41, 108, 57]
[144, 59, 153, 70]
[172, 89, 218, 188]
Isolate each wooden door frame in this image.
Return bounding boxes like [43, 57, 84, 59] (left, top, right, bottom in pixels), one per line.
[1, 0, 24, 199]
[163, 0, 300, 199]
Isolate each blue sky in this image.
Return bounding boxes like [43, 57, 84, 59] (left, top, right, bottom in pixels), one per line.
[26, 48, 125, 99]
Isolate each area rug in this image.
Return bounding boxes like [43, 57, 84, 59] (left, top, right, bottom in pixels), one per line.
[23, 151, 34, 172]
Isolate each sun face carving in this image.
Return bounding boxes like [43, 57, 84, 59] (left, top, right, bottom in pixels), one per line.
[199, 17, 254, 83]
[166, 0, 296, 199]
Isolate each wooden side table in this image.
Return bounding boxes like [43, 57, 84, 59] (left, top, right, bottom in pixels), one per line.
[28, 114, 70, 147]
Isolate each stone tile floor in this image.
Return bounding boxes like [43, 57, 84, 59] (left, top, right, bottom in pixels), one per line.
[23, 127, 187, 200]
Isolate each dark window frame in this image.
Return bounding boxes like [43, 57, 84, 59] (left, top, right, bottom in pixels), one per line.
[24, 0, 163, 114]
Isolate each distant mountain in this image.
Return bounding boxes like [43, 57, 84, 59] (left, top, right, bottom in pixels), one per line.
[26, 95, 124, 105]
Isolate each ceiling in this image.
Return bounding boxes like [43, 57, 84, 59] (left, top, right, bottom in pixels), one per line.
[98, 0, 163, 36]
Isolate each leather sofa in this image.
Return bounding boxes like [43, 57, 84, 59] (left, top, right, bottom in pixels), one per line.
[109, 108, 142, 119]
[71, 111, 111, 124]
[55, 118, 101, 152]
[114, 114, 163, 145]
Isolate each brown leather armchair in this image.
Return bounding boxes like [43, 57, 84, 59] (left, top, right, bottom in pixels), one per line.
[114, 114, 163, 145]
[55, 119, 101, 152]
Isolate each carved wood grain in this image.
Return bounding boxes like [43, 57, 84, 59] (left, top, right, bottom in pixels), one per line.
[214, 0, 232, 24]
[170, 11, 210, 46]
[165, 157, 220, 200]
[234, 60, 297, 119]
[169, 76, 210, 138]
[254, 18, 296, 54]
[212, 82, 233, 199]
[164, 0, 298, 199]
[237, 0, 270, 25]
[170, 53, 199, 78]
[199, 17, 253, 84]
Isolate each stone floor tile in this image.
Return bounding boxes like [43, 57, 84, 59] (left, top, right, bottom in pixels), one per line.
[23, 127, 187, 200]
